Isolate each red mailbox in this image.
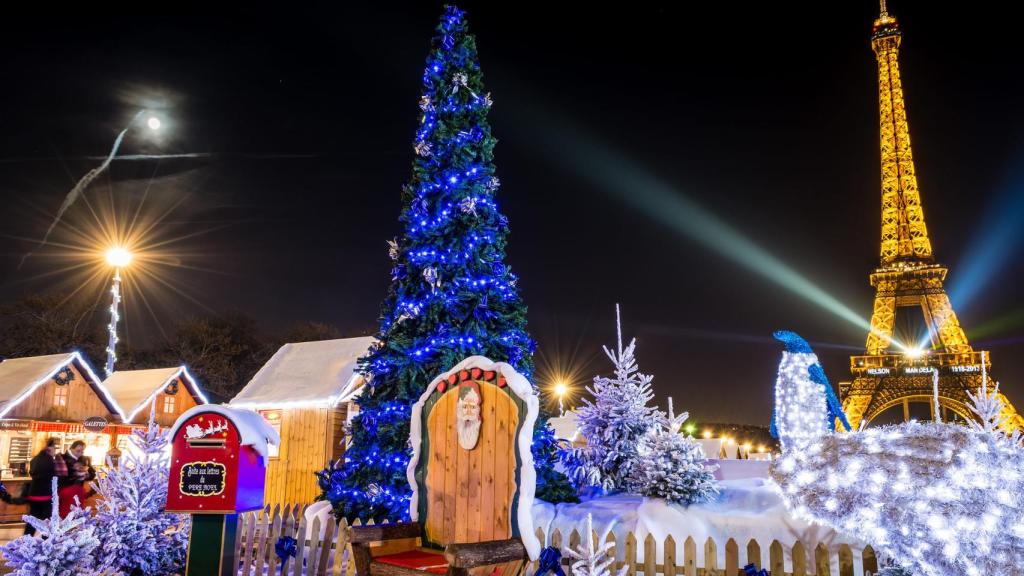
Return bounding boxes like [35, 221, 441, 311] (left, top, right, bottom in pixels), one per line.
[166, 405, 279, 514]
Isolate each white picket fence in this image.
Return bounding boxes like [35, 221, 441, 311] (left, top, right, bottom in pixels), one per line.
[234, 505, 879, 576]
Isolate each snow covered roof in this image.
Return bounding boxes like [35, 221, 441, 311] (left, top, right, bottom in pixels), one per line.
[0, 352, 125, 419]
[230, 336, 376, 409]
[103, 366, 209, 423]
[168, 404, 281, 463]
[548, 412, 580, 442]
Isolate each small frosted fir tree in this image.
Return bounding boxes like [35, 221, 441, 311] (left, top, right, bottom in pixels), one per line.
[627, 398, 718, 505]
[561, 305, 665, 492]
[966, 356, 1023, 443]
[91, 405, 190, 575]
[0, 477, 101, 576]
[568, 513, 626, 576]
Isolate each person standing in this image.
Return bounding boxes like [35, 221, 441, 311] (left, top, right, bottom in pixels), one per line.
[59, 440, 96, 488]
[25, 438, 66, 534]
[57, 460, 91, 518]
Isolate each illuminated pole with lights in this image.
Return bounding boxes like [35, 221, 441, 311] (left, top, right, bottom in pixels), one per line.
[104, 247, 132, 378]
[554, 381, 568, 416]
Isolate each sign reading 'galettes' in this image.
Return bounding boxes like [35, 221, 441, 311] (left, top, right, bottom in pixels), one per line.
[83, 416, 108, 432]
[179, 461, 226, 496]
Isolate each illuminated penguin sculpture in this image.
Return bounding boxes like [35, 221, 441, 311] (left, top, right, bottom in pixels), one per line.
[769, 330, 851, 449]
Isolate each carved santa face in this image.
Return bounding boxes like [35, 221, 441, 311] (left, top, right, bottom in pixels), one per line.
[457, 384, 482, 450]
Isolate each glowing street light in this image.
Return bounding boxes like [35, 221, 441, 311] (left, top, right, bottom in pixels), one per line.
[146, 116, 162, 131]
[105, 247, 133, 268]
[553, 381, 569, 416]
[104, 247, 133, 378]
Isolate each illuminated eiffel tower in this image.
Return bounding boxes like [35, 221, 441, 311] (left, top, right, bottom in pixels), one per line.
[839, 1, 1024, 430]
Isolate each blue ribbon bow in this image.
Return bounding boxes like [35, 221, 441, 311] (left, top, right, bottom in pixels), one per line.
[276, 536, 298, 575]
[536, 546, 565, 576]
[743, 563, 768, 576]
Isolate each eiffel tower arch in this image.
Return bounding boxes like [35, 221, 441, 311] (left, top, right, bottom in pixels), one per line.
[838, 3, 1024, 432]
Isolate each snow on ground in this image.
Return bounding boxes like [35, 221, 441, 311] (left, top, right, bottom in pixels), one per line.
[533, 460, 867, 574]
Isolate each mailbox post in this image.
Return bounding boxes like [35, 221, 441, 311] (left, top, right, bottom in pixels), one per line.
[167, 405, 280, 576]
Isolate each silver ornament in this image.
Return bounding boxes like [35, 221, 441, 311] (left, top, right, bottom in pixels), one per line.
[423, 267, 439, 291]
[451, 72, 470, 94]
[459, 197, 479, 215]
[414, 141, 432, 157]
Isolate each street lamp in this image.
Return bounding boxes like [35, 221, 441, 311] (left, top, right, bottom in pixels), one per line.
[553, 381, 568, 416]
[104, 247, 133, 378]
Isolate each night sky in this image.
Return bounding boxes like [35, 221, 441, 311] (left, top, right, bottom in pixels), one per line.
[2, 2, 1023, 426]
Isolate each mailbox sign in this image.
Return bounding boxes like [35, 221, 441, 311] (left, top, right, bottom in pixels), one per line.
[180, 461, 227, 496]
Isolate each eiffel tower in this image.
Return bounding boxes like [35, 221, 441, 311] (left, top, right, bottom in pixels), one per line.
[839, 2, 1024, 430]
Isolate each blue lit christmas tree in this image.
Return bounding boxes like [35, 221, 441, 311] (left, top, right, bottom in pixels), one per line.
[319, 5, 574, 522]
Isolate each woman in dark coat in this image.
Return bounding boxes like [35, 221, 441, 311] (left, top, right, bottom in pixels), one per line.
[25, 437, 66, 534]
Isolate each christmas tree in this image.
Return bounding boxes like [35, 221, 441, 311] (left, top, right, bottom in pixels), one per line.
[561, 306, 665, 492]
[626, 398, 718, 505]
[91, 406, 190, 575]
[321, 4, 571, 522]
[0, 478, 101, 576]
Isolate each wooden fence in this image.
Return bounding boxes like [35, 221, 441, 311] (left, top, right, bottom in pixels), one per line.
[234, 505, 880, 576]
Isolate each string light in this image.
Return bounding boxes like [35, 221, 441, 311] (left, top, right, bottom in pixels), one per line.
[770, 332, 1024, 575]
[0, 352, 127, 421]
[105, 269, 123, 378]
[121, 367, 210, 423]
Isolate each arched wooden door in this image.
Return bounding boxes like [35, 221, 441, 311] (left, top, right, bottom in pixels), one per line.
[408, 357, 539, 556]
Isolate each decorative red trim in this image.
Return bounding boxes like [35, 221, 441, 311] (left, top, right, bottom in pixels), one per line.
[30, 421, 145, 435]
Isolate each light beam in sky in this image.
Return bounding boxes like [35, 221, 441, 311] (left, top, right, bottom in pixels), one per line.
[19, 110, 152, 267]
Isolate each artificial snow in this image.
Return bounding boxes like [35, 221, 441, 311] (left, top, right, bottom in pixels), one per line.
[102, 366, 206, 421]
[230, 337, 376, 408]
[533, 475, 864, 575]
[167, 404, 280, 463]
[548, 412, 580, 441]
[0, 352, 121, 419]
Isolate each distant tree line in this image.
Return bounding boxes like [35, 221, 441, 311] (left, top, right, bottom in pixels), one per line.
[0, 292, 360, 401]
